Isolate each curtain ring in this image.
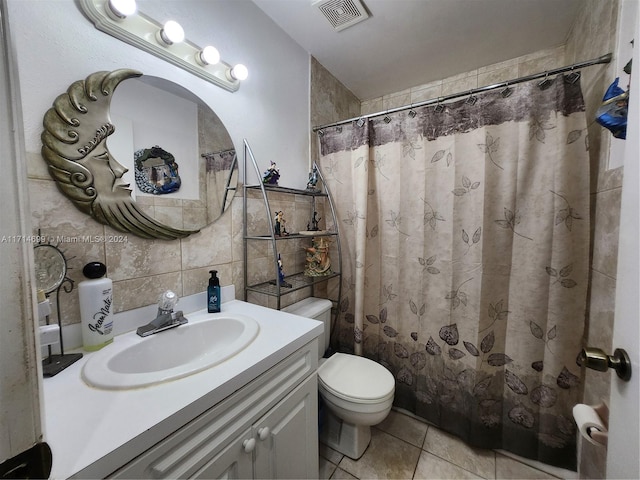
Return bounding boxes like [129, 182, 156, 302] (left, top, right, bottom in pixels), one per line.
[466, 90, 477, 105]
[434, 97, 445, 113]
[501, 82, 513, 98]
[383, 110, 392, 123]
[538, 72, 553, 90]
[408, 103, 417, 118]
[566, 66, 581, 84]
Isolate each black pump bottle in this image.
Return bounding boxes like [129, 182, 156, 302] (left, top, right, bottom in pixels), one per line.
[207, 270, 221, 313]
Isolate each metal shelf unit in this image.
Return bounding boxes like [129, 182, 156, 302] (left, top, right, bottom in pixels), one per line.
[242, 139, 342, 313]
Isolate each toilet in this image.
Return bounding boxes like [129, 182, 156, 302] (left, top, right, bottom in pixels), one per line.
[283, 297, 395, 460]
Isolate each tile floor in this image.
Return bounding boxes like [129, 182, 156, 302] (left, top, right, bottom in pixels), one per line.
[319, 410, 570, 480]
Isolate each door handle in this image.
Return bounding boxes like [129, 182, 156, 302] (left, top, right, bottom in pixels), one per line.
[578, 347, 632, 381]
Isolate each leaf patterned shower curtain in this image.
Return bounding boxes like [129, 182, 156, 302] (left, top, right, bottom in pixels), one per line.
[318, 76, 589, 470]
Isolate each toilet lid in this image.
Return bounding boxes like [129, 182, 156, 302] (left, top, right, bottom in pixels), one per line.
[318, 353, 395, 402]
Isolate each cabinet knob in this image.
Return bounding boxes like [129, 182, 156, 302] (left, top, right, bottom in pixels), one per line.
[257, 427, 270, 441]
[242, 438, 256, 453]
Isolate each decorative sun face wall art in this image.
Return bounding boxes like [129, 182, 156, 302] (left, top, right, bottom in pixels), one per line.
[41, 69, 199, 240]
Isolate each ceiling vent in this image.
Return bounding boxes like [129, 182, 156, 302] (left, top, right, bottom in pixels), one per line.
[313, 0, 370, 32]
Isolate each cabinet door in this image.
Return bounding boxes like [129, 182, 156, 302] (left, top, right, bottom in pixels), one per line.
[253, 375, 318, 479]
[191, 427, 254, 480]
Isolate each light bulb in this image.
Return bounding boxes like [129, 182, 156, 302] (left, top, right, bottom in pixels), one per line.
[197, 46, 220, 66]
[157, 20, 184, 45]
[107, 0, 137, 19]
[228, 64, 248, 81]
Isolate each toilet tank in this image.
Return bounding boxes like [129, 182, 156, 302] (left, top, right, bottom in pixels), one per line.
[282, 297, 332, 359]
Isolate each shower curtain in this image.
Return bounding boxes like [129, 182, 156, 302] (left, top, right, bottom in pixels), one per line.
[318, 76, 589, 470]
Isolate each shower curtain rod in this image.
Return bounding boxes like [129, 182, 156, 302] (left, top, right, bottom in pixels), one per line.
[312, 53, 612, 132]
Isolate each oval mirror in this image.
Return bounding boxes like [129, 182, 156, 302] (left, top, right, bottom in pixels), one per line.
[41, 69, 237, 240]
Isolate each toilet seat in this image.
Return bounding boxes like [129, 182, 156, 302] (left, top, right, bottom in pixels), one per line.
[318, 353, 395, 404]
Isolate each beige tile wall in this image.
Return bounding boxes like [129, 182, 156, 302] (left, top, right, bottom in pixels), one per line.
[29, 158, 341, 327]
[27, 147, 243, 327]
[361, 45, 567, 114]
[565, 1, 622, 478]
[310, 57, 361, 166]
[28, 154, 337, 326]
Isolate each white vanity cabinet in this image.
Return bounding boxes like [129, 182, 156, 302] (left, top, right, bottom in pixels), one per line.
[109, 340, 319, 479]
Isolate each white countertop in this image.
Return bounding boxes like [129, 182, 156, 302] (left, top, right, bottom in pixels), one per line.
[43, 296, 322, 479]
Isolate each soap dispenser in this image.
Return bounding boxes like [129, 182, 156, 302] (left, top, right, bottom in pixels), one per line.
[78, 262, 114, 351]
[207, 270, 221, 313]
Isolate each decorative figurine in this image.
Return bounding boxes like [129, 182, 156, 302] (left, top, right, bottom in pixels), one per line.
[262, 161, 280, 185]
[270, 253, 292, 288]
[307, 211, 321, 232]
[274, 211, 289, 236]
[274, 211, 282, 236]
[304, 237, 332, 277]
[306, 166, 319, 192]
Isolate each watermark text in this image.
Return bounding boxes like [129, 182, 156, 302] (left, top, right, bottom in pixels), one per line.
[1, 234, 129, 244]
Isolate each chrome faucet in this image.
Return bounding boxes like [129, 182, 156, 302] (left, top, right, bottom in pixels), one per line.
[136, 290, 188, 337]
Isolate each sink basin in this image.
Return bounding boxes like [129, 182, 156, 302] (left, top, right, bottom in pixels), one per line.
[81, 312, 260, 390]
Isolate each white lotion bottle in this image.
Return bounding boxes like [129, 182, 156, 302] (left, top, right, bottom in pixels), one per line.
[78, 262, 114, 351]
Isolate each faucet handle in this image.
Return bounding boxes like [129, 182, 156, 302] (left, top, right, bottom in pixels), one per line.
[158, 290, 178, 312]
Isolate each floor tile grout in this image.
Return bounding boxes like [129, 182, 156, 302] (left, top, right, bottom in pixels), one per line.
[374, 422, 492, 479]
[321, 410, 565, 480]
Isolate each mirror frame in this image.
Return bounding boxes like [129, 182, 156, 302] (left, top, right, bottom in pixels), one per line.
[41, 69, 235, 240]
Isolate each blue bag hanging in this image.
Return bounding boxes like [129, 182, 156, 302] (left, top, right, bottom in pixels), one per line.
[596, 77, 629, 139]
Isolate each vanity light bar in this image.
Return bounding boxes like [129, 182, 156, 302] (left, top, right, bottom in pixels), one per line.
[78, 0, 245, 92]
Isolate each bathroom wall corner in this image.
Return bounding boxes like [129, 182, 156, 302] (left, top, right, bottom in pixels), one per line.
[310, 56, 361, 166]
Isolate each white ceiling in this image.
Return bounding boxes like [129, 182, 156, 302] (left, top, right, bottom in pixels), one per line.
[251, 0, 583, 100]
